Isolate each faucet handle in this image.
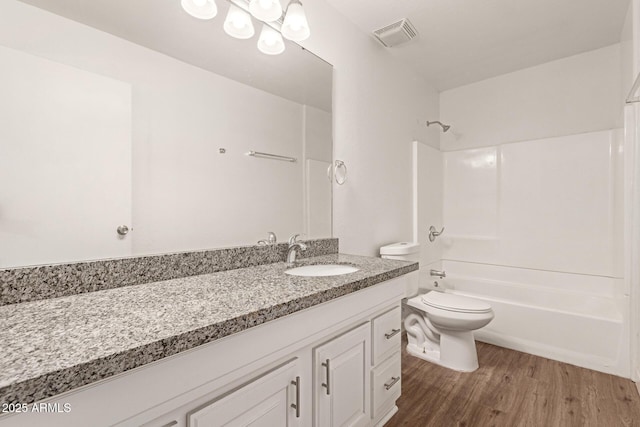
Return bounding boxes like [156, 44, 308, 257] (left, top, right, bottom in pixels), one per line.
[428, 226, 445, 242]
[267, 232, 277, 244]
[288, 234, 304, 245]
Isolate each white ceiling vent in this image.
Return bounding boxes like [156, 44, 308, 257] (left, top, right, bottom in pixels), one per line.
[373, 18, 418, 47]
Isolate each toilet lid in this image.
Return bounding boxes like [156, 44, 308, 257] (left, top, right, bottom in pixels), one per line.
[421, 291, 492, 313]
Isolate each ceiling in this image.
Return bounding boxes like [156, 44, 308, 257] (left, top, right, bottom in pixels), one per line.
[325, 0, 630, 90]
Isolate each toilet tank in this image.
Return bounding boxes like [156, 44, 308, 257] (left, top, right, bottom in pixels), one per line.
[380, 242, 420, 297]
[379, 242, 420, 262]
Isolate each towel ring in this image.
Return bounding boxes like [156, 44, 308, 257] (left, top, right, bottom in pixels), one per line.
[334, 160, 347, 185]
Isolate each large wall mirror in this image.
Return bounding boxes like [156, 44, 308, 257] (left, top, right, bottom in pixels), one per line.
[0, 0, 333, 268]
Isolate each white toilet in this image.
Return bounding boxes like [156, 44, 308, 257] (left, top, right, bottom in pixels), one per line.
[380, 242, 494, 372]
[404, 291, 493, 372]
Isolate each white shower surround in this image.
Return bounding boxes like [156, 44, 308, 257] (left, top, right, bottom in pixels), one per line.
[433, 128, 627, 377]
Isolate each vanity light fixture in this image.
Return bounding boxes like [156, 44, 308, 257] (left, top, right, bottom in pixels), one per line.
[249, 0, 283, 22]
[181, 0, 218, 20]
[281, 0, 310, 41]
[257, 24, 285, 55]
[181, 0, 311, 55]
[224, 4, 255, 39]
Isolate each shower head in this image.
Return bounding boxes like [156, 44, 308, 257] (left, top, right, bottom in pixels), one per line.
[426, 120, 450, 132]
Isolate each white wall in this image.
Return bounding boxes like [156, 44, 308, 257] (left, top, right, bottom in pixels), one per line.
[440, 44, 622, 152]
[1, 0, 441, 261]
[301, 1, 440, 256]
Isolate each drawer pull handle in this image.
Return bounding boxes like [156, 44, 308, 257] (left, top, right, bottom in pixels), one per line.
[385, 329, 401, 339]
[384, 376, 400, 390]
[321, 359, 331, 395]
[291, 376, 301, 418]
[159, 422, 178, 427]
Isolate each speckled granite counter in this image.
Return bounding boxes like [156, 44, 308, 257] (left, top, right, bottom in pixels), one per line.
[0, 254, 417, 406]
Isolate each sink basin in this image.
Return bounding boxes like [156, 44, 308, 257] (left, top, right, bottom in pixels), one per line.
[285, 264, 360, 277]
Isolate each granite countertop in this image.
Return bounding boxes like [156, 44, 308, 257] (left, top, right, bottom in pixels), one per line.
[0, 253, 417, 405]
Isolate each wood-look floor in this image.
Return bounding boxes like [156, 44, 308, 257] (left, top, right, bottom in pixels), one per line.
[386, 339, 640, 427]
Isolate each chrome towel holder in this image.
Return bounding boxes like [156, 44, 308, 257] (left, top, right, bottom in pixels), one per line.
[334, 160, 347, 185]
[246, 150, 297, 162]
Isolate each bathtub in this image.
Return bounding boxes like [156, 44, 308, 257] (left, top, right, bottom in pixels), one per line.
[421, 261, 630, 377]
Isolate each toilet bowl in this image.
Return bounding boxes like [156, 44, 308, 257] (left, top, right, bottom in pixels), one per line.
[404, 291, 494, 372]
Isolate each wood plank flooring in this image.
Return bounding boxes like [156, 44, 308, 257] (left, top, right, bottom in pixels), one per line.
[386, 340, 640, 427]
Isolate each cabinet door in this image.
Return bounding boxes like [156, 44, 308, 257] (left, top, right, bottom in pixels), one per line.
[314, 323, 371, 427]
[188, 358, 301, 427]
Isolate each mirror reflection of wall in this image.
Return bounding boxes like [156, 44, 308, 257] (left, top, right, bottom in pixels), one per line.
[0, 0, 333, 269]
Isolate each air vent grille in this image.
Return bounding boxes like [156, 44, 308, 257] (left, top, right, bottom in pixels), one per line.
[373, 18, 418, 47]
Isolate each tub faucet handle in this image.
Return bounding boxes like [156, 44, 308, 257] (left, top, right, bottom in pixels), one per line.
[428, 226, 445, 242]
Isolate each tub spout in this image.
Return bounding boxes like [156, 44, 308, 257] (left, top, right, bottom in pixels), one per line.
[430, 269, 446, 279]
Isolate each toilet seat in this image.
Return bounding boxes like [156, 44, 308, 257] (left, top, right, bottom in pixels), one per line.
[421, 292, 492, 314]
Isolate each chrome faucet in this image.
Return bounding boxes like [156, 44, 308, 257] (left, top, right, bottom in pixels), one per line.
[430, 269, 446, 279]
[287, 235, 307, 265]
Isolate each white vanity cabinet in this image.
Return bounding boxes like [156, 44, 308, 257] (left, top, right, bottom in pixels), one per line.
[0, 272, 416, 427]
[315, 323, 371, 427]
[187, 359, 301, 427]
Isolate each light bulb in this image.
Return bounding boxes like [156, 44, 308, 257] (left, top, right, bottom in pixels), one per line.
[290, 21, 301, 31]
[181, 0, 218, 20]
[249, 0, 282, 22]
[281, 1, 309, 41]
[257, 24, 285, 55]
[224, 4, 255, 39]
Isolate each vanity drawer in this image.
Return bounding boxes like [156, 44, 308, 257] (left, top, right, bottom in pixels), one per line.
[372, 306, 401, 365]
[371, 352, 401, 419]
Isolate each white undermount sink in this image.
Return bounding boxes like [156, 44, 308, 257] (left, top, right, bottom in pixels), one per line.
[285, 264, 360, 277]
